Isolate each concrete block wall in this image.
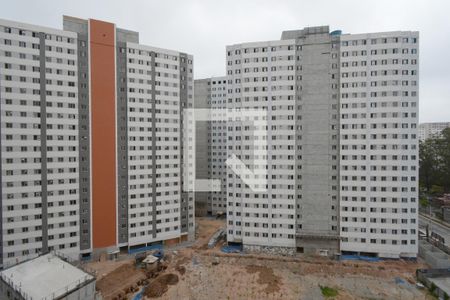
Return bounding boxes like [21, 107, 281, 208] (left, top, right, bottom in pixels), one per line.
[419, 241, 450, 268]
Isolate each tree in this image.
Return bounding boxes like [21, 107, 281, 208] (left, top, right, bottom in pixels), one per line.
[419, 138, 440, 191]
[419, 197, 429, 207]
[419, 128, 450, 192]
[438, 128, 450, 190]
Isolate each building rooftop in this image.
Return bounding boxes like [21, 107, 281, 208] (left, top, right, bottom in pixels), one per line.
[0, 253, 94, 300]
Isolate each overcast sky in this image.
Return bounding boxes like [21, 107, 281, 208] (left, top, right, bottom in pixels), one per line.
[2, 0, 449, 122]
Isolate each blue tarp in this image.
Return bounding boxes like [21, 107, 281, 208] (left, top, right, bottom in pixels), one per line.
[128, 244, 163, 255]
[132, 286, 146, 300]
[152, 250, 164, 258]
[132, 291, 143, 300]
[340, 255, 381, 262]
[221, 245, 242, 253]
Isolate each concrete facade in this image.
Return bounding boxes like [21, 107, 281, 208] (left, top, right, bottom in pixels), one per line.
[288, 27, 341, 256]
[63, 16, 93, 254]
[418, 240, 450, 269]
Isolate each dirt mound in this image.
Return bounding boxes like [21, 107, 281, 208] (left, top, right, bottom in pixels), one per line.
[96, 262, 146, 299]
[145, 279, 168, 298]
[176, 265, 186, 275]
[161, 273, 179, 285]
[246, 265, 281, 294]
[175, 256, 190, 268]
[145, 273, 179, 298]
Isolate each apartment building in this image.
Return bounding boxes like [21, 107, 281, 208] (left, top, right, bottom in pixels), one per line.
[0, 16, 194, 267]
[224, 26, 419, 258]
[209, 77, 227, 215]
[418, 122, 450, 141]
[226, 26, 340, 255]
[193, 78, 210, 216]
[0, 19, 80, 267]
[339, 32, 419, 258]
[193, 77, 227, 216]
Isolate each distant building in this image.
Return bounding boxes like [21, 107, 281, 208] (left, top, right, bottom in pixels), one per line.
[0, 253, 95, 300]
[419, 122, 450, 141]
[208, 77, 228, 215]
[193, 78, 211, 216]
[194, 77, 228, 216]
[194, 77, 227, 216]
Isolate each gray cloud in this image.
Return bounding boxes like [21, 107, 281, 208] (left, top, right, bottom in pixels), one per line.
[1, 0, 449, 122]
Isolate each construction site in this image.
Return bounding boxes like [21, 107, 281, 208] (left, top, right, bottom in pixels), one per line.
[84, 217, 435, 300]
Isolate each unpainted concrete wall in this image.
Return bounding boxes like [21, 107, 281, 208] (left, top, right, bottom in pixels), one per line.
[419, 241, 450, 268]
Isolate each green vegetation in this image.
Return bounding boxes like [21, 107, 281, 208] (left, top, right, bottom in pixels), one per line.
[420, 128, 450, 192]
[430, 282, 437, 295]
[420, 197, 429, 207]
[319, 285, 338, 298]
[431, 185, 444, 195]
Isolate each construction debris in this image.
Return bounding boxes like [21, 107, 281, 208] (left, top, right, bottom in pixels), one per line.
[207, 228, 226, 248]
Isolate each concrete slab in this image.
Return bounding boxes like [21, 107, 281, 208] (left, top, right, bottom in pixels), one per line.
[429, 277, 450, 296]
[0, 253, 94, 299]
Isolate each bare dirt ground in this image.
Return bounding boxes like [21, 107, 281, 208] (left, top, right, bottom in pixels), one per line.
[87, 217, 433, 300]
[87, 258, 134, 280]
[160, 252, 430, 300]
[95, 260, 146, 299]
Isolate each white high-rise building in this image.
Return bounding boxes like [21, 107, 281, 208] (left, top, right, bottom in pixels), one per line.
[124, 44, 194, 248]
[418, 122, 450, 141]
[223, 26, 419, 258]
[226, 27, 340, 255]
[226, 37, 300, 252]
[339, 32, 419, 258]
[0, 19, 80, 266]
[0, 16, 195, 267]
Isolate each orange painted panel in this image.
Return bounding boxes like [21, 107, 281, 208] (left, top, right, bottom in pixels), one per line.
[89, 19, 117, 249]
